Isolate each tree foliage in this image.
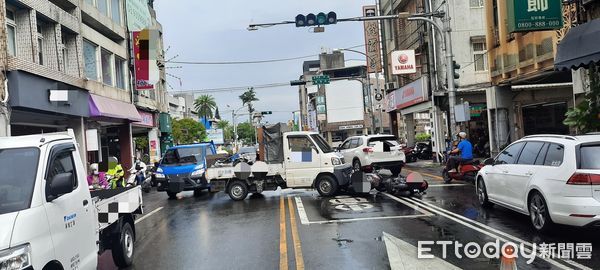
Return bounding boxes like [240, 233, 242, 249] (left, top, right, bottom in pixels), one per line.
[239, 87, 259, 122]
[216, 120, 233, 141]
[415, 133, 432, 142]
[236, 122, 255, 145]
[564, 65, 600, 133]
[194, 95, 217, 120]
[172, 118, 207, 145]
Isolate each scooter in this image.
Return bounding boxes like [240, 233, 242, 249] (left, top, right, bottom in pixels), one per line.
[357, 169, 429, 196]
[127, 162, 147, 189]
[442, 153, 484, 184]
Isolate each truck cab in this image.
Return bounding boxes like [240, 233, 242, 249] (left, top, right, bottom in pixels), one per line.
[155, 142, 217, 199]
[0, 133, 142, 269]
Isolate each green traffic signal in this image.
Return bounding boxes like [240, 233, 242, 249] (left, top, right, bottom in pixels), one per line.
[295, 12, 337, 27]
[317, 12, 327, 25]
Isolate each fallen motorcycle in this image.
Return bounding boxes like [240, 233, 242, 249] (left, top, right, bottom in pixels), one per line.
[351, 169, 428, 196]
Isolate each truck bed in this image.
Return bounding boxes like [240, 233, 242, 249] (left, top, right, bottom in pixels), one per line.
[92, 186, 143, 230]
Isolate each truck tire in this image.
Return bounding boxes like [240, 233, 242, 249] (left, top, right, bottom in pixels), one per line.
[167, 191, 177, 199]
[316, 175, 338, 197]
[112, 222, 134, 267]
[228, 180, 248, 201]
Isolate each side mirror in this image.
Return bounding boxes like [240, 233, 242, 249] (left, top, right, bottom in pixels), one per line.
[483, 158, 494, 166]
[47, 172, 74, 202]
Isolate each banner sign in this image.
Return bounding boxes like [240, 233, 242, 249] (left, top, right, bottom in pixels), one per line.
[507, 0, 563, 32]
[385, 76, 429, 112]
[133, 30, 160, 90]
[126, 0, 151, 31]
[391, 50, 417, 75]
[207, 129, 225, 145]
[363, 5, 382, 73]
[135, 110, 155, 127]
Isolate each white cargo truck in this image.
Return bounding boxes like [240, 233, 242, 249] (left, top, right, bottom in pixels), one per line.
[0, 133, 143, 269]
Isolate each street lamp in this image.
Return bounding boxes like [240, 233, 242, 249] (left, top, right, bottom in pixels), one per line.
[226, 104, 247, 151]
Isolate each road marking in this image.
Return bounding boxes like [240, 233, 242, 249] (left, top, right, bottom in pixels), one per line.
[394, 195, 576, 270]
[427, 184, 467, 187]
[382, 232, 461, 270]
[287, 197, 305, 270]
[294, 197, 310, 225]
[134, 207, 163, 224]
[404, 169, 443, 181]
[279, 196, 288, 270]
[294, 196, 433, 225]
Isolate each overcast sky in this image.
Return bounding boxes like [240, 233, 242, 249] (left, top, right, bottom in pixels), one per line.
[153, 0, 377, 124]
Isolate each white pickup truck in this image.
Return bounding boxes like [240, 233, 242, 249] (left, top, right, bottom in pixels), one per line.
[0, 133, 143, 270]
[206, 130, 354, 201]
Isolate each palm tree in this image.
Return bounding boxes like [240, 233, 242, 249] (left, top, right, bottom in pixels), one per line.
[239, 87, 259, 122]
[194, 95, 217, 120]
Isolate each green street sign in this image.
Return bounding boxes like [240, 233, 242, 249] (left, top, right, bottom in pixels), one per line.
[507, 0, 563, 33]
[312, 75, 330, 85]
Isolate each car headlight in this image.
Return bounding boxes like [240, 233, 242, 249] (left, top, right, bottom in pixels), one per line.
[0, 244, 31, 270]
[155, 167, 165, 178]
[331, 157, 342, 166]
[191, 169, 205, 178]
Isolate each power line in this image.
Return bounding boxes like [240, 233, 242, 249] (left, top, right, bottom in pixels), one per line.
[164, 44, 365, 65]
[168, 82, 291, 94]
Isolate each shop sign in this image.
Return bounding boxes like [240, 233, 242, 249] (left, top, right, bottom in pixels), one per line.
[385, 76, 429, 112]
[470, 104, 486, 117]
[149, 140, 158, 162]
[507, 0, 563, 32]
[136, 111, 155, 127]
[391, 50, 417, 75]
[363, 5, 382, 73]
[126, 0, 151, 31]
[339, 124, 364, 130]
[207, 129, 224, 145]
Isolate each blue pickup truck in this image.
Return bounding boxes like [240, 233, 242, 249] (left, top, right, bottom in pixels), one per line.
[155, 142, 217, 199]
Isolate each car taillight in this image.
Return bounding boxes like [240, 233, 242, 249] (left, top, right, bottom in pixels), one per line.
[363, 147, 374, 153]
[567, 173, 600, 185]
[363, 165, 373, 173]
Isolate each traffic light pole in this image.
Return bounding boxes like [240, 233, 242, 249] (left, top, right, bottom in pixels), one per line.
[407, 16, 457, 138]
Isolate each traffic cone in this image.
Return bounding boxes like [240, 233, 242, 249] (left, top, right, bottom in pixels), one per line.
[500, 245, 518, 270]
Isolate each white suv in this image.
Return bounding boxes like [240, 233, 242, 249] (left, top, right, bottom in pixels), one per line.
[476, 134, 600, 232]
[337, 135, 406, 176]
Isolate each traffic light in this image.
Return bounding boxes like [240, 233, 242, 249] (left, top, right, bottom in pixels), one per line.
[295, 12, 337, 27]
[452, 60, 461, 79]
[261, 111, 273, 115]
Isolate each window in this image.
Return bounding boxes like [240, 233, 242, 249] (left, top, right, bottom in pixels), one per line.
[6, 8, 16, 56]
[349, 138, 360, 149]
[83, 40, 98, 80]
[470, 0, 484, 7]
[97, 0, 109, 17]
[115, 56, 126, 89]
[534, 143, 549, 165]
[517, 142, 545, 165]
[496, 142, 524, 165]
[61, 35, 69, 72]
[580, 145, 600, 169]
[311, 134, 333, 153]
[111, 0, 121, 24]
[340, 140, 351, 150]
[544, 144, 564, 167]
[288, 136, 316, 152]
[0, 148, 40, 215]
[47, 150, 78, 190]
[101, 49, 113, 85]
[85, 0, 94, 6]
[473, 41, 487, 71]
[36, 21, 44, 65]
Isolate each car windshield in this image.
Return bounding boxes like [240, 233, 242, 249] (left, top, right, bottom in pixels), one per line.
[580, 145, 600, 169]
[0, 148, 40, 215]
[161, 146, 204, 166]
[310, 134, 333, 153]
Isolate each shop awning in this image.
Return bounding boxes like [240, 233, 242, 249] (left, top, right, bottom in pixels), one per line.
[89, 94, 141, 122]
[555, 19, 600, 71]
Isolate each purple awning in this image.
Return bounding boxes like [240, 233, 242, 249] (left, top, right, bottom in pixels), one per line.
[89, 94, 142, 122]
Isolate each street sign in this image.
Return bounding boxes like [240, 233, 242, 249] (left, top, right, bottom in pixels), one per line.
[391, 50, 416, 75]
[507, 0, 563, 33]
[261, 111, 272, 115]
[312, 75, 330, 85]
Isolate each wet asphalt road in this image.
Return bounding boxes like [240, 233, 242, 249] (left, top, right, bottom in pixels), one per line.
[98, 162, 600, 270]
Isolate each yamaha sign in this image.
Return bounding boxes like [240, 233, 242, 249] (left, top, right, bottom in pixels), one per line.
[391, 50, 417, 75]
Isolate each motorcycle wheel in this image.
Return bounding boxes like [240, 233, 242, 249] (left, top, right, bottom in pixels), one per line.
[442, 170, 452, 184]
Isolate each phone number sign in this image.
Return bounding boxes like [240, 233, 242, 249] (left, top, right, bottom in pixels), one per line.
[507, 0, 563, 33]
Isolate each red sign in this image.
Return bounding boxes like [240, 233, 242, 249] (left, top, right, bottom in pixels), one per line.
[133, 31, 153, 90]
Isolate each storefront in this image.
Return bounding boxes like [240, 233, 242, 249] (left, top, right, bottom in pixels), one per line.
[132, 109, 161, 164]
[386, 76, 431, 147]
[87, 94, 141, 172]
[7, 70, 90, 163]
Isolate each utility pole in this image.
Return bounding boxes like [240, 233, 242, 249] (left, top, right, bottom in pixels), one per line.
[0, 0, 10, 137]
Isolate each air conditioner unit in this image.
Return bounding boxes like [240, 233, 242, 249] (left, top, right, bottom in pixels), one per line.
[385, 82, 398, 90]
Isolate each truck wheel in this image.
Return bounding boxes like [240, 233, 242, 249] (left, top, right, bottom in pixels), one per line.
[228, 180, 248, 201]
[316, 175, 338, 197]
[167, 191, 177, 199]
[112, 222, 134, 267]
[352, 159, 362, 172]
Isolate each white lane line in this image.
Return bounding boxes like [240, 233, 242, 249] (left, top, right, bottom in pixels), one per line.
[383, 232, 461, 270]
[427, 184, 467, 187]
[135, 206, 164, 224]
[294, 197, 310, 225]
[399, 196, 575, 270]
[306, 214, 432, 225]
[406, 197, 593, 270]
[382, 193, 435, 216]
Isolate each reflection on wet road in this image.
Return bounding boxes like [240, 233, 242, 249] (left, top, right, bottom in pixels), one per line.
[97, 165, 600, 270]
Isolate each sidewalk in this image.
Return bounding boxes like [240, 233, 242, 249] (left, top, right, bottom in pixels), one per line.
[405, 159, 444, 169]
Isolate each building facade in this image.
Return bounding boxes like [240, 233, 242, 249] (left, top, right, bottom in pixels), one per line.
[1, 0, 167, 170]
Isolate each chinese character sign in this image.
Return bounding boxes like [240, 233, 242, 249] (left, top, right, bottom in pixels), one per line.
[508, 0, 562, 32]
[363, 6, 382, 73]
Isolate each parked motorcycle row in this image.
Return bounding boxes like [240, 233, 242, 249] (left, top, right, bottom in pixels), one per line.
[87, 157, 155, 193]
